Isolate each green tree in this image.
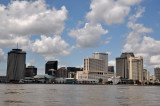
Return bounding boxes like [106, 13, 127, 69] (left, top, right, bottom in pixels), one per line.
[98, 78, 103, 84]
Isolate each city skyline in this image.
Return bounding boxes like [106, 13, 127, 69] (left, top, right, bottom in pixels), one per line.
[0, 0, 160, 75]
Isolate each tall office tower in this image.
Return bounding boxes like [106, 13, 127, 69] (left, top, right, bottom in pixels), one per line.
[108, 66, 114, 72]
[129, 56, 143, 82]
[116, 52, 134, 79]
[143, 69, 147, 81]
[25, 66, 37, 77]
[6, 49, 26, 82]
[143, 69, 150, 81]
[83, 58, 105, 72]
[147, 71, 150, 81]
[45, 61, 58, 75]
[154, 67, 160, 80]
[93, 52, 108, 72]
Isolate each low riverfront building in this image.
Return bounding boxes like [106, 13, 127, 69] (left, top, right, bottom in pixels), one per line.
[76, 71, 115, 84]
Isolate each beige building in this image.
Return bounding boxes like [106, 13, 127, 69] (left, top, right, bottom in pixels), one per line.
[92, 52, 108, 71]
[129, 56, 143, 82]
[83, 58, 105, 72]
[76, 52, 113, 83]
[146, 71, 150, 81]
[76, 71, 115, 83]
[143, 69, 150, 81]
[116, 52, 134, 79]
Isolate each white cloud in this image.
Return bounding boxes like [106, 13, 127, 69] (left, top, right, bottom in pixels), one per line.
[123, 24, 154, 71]
[109, 60, 115, 66]
[0, 0, 67, 36]
[123, 7, 153, 52]
[123, 22, 153, 52]
[69, 0, 141, 48]
[106, 52, 112, 56]
[0, 36, 31, 51]
[0, 48, 6, 62]
[26, 58, 36, 66]
[123, 7, 160, 73]
[105, 36, 112, 44]
[37, 66, 45, 75]
[86, 0, 142, 25]
[44, 56, 56, 62]
[32, 35, 74, 60]
[0, 0, 67, 48]
[69, 23, 108, 48]
[135, 36, 160, 71]
[129, 6, 145, 22]
[150, 55, 160, 64]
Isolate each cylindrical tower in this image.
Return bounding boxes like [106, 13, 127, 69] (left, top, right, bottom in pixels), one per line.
[6, 49, 26, 82]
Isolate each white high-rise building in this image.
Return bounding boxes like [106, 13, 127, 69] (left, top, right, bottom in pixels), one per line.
[129, 56, 143, 82]
[83, 58, 105, 72]
[93, 52, 108, 72]
[76, 52, 113, 84]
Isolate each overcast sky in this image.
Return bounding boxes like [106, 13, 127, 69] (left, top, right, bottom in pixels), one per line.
[0, 0, 160, 75]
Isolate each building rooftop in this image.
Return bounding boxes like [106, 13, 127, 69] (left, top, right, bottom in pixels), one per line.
[120, 52, 135, 58]
[93, 52, 108, 55]
[84, 57, 104, 60]
[46, 61, 58, 64]
[8, 49, 26, 54]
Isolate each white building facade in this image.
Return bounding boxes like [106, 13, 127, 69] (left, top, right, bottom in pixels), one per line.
[76, 52, 113, 84]
[93, 52, 108, 72]
[83, 58, 105, 72]
[129, 56, 143, 82]
[76, 71, 115, 83]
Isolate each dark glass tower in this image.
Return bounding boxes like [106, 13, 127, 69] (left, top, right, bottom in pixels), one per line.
[45, 61, 58, 75]
[108, 66, 114, 72]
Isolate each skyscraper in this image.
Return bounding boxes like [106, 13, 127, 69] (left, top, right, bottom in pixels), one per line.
[76, 52, 114, 84]
[154, 67, 160, 81]
[93, 52, 108, 72]
[143, 69, 150, 81]
[128, 56, 143, 82]
[116, 52, 134, 79]
[45, 61, 58, 75]
[83, 58, 105, 72]
[6, 49, 26, 82]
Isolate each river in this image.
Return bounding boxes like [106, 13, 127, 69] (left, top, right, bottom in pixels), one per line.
[0, 84, 159, 106]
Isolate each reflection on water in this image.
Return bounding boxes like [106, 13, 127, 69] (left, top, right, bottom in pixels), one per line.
[4, 100, 24, 103]
[0, 84, 159, 106]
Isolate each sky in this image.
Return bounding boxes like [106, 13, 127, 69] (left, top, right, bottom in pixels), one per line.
[0, 0, 160, 75]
